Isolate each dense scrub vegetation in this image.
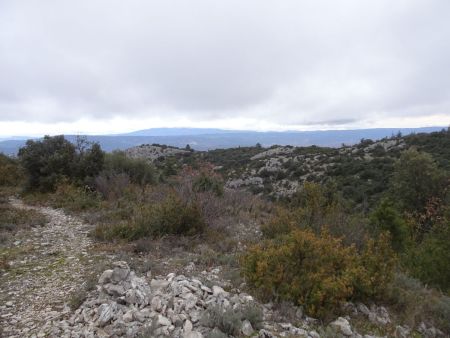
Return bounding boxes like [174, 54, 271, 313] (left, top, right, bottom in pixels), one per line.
[1, 131, 450, 333]
[18, 135, 104, 191]
[241, 229, 395, 317]
[0, 154, 23, 186]
[406, 128, 450, 169]
[197, 146, 264, 172]
[102, 151, 157, 186]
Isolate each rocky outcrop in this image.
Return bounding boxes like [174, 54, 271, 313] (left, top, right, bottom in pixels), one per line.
[251, 147, 295, 160]
[125, 144, 189, 162]
[225, 176, 264, 189]
[225, 138, 408, 198]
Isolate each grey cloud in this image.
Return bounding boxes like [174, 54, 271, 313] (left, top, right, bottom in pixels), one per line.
[0, 0, 449, 127]
[299, 118, 359, 126]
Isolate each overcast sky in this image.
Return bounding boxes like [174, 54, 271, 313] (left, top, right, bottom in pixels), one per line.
[0, 0, 449, 136]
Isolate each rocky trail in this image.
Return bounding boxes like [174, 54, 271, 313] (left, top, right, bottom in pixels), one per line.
[0, 198, 112, 338]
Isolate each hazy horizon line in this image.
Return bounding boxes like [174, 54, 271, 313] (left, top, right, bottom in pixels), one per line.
[0, 125, 447, 139]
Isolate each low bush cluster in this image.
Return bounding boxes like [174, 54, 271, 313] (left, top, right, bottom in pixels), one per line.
[50, 182, 102, 212]
[0, 203, 48, 242]
[386, 148, 450, 293]
[131, 192, 206, 239]
[263, 182, 370, 248]
[386, 273, 450, 333]
[405, 223, 450, 293]
[94, 191, 206, 241]
[369, 199, 408, 252]
[201, 303, 263, 336]
[193, 172, 224, 196]
[0, 154, 23, 187]
[102, 151, 157, 186]
[241, 229, 396, 318]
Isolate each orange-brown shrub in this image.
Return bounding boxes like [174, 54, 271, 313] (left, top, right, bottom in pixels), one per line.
[240, 229, 396, 318]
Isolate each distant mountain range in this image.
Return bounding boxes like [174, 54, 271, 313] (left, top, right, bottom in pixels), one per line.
[121, 128, 245, 136]
[0, 127, 446, 156]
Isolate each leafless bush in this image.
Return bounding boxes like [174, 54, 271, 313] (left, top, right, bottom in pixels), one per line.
[94, 173, 130, 200]
[223, 189, 272, 218]
[144, 184, 172, 204]
[195, 191, 226, 227]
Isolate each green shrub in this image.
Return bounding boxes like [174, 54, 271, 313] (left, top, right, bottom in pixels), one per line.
[386, 272, 450, 333]
[94, 173, 131, 200]
[19, 135, 75, 191]
[0, 154, 23, 186]
[50, 182, 101, 212]
[98, 191, 206, 240]
[0, 203, 48, 232]
[201, 303, 262, 336]
[263, 182, 369, 248]
[193, 172, 224, 196]
[261, 207, 297, 239]
[241, 229, 395, 318]
[405, 128, 450, 170]
[370, 199, 408, 252]
[103, 151, 157, 186]
[354, 233, 397, 300]
[406, 224, 450, 293]
[240, 303, 264, 329]
[72, 137, 105, 184]
[430, 294, 450, 333]
[18, 135, 104, 192]
[264, 182, 340, 237]
[201, 304, 242, 336]
[391, 149, 447, 213]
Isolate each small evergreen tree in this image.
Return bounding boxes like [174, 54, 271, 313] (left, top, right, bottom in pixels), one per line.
[370, 199, 408, 252]
[391, 149, 446, 213]
[18, 135, 104, 191]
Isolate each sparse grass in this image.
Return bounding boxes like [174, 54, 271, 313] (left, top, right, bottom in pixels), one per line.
[240, 302, 264, 330]
[201, 303, 263, 336]
[21, 184, 102, 213]
[50, 183, 102, 212]
[205, 329, 229, 338]
[201, 304, 243, 336]
[0, 203, 48, 235]
[68, 287, 88, 310]
[269, 301, 302, 326]
[349, 316, 390, 337]
[0, 199, 24, 244]
[0, 244, 35, 272]
[385, 272, 450, 334]
[316, 326, 345, 338]
[195, 250, 238, 269]
[68, 262, 107, 310]
[222, 268, 243, 289]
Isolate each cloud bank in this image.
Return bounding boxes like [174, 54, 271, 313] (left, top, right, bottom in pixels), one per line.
[0, 0, 449, 135]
